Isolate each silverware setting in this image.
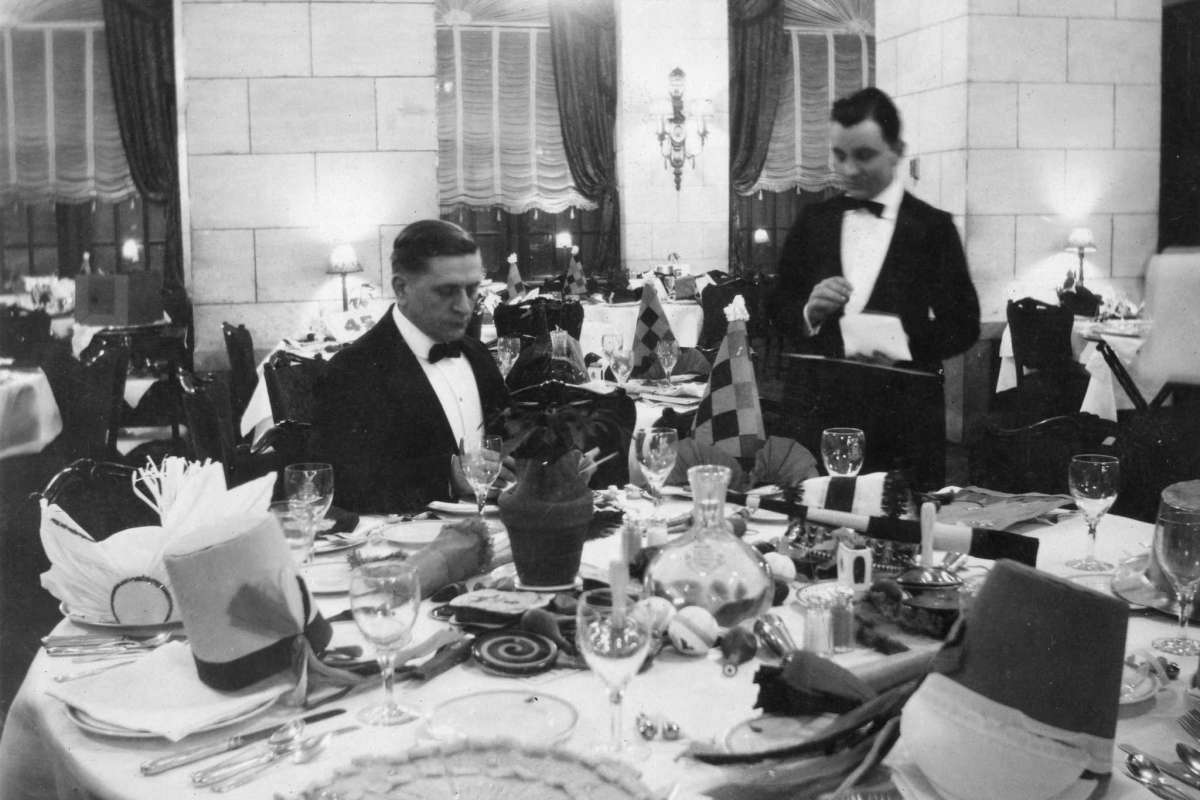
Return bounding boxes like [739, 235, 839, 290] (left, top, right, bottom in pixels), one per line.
[208, 726, 355, 792]
[53, 659, 138, 682]
[1179, 707, 1200, 742]
[1118, 744, 1200, 792]
[44, 631, 177, 658]
[1125, 752, 1194, 800]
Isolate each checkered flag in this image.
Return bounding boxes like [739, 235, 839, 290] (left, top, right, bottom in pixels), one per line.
[565, 251, 588, 296]
[631, 279, 674, 378]
[692, 316, 765, 470]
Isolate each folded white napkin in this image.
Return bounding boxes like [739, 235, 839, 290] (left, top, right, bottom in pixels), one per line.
[46, 641, 290, 741]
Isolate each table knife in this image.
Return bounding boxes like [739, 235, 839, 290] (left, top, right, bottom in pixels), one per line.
[1118, 744, 1200, 791]
[138, 708, 345, 776]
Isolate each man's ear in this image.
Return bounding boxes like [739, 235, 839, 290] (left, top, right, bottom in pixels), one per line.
[391, 273, 405, 303]
[893, 138, 907, 159]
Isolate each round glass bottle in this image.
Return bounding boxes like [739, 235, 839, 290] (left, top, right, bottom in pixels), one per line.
[644, 465, 773, 627]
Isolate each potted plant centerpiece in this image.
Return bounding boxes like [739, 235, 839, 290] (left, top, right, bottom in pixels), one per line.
[495, 379, 628, 590]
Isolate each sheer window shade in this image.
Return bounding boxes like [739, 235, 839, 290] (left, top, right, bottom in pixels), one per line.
[437, 23, 593, 215]
[1, 25, 135, 204]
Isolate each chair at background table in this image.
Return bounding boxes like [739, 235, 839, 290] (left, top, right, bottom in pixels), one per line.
[493, 297, 584, 348]
[0, 306, 51, 364]
[1000, 297, 1089, 425]
[32, 459, 157, 541]
[261, 351, 327, 464]
[179, 370, 282, 491]
[38, 341, 130, 460]
[773, 353, 946, 490]
[221, 322, 258, 428]
[969, 413, 1117, 495]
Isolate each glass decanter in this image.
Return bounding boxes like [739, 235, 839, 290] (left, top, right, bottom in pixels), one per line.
[643, 465, 773, 627]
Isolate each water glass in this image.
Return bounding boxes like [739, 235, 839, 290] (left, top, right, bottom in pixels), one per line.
[654, 338, 679, 387]
[1153, 480, 1200, 655]
[1065, 454, 1119, 572]
[600, 332, 623, 368]
[350, 561, 421, 726]
[633, 427, 678, 518]
[820, 428, 865, 477]
[577, 588, 651, 758]
[283, 463, 334, 566]
[268, 502, 314, 568]
[461, 435, 503, 516]
[495, 336, 522, 379]
[610, 350, 633, 385]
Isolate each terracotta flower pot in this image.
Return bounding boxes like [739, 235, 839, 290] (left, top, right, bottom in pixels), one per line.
[499, 452, 593, 590]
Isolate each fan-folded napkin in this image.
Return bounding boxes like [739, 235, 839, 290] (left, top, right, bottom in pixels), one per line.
[46, 641, 289, 741]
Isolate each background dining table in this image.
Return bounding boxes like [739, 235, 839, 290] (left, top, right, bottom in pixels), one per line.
[0, 497, 1186, 800]
[0, 367, 62, 460]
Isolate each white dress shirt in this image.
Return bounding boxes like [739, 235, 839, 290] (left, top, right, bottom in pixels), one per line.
[392, 305, 484, 449]
[804, 172, 906, 332]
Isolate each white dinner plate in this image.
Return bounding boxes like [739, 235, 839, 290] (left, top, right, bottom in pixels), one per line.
[723, 713, 838, 754]
[302, 561, 352, 594]
[1118, 665, 1158, 706]
[427, 501, 499, 516]
[380, 519, 445, 546]
[66, 696, 277, 739]
[58, 603, 182, 634]
[426, 690, 577, 746]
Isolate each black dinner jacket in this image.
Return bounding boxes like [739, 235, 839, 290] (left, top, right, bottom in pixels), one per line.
[773, 191, 980, 369]
[312, 307, 509, 514]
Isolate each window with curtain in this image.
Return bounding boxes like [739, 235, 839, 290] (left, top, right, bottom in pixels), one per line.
[436, 0, 598, 282]
[732, 0, 874, 277]
[0, 19, 164, 285]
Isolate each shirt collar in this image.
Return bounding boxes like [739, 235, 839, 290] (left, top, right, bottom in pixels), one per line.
[392, 304, 440, 362]
[871, 171, 905, 221]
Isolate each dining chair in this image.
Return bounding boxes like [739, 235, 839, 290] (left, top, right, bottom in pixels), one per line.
[262, 350, 328, 426]
[1000, 297, 1090, 424]
[178, 370, 281, 490]
[969, 412, 1117, 495]
[0, 306, 51, 363]
[221, 322, 258, 426]
[776, 353, 946, 490]
[33, 458, 158, 541]
[39, 341, 130, 460]
[493, 297, 585, 345]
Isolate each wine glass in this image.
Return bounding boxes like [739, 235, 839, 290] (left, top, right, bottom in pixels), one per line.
[577, 588, 652, 758]
[1065, 454, 1120, 572]
[283, 463, 334, 566]
[495, 336, 521, 379]
[600, 332, 623, 376]
[820, 428, 865, 477]
[654, 338, 679, 389]
[610, 349, 633, 386]
[349, 561, 421, 726]
[461, 435, 503, 517]
[1152, 480, 1200, 655]
[634, 427, 678, 519]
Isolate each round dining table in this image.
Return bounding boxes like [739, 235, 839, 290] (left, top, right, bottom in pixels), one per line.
[0, 367, 63, 460]
[0, 498, 1190, 800]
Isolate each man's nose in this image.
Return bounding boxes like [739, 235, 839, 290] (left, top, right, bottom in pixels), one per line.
[453, 290, 474, 314]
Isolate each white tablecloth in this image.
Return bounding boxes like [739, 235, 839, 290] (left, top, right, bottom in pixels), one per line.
[579, 300, 703, 357]
[0, 500, 1189, 800]
[0, 367, 62, 459]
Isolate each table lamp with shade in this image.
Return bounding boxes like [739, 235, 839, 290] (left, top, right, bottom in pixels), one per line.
[328, 244, 363, 312]
[1059, 228, 1100, 317]
[1065, 227, 1096, 287]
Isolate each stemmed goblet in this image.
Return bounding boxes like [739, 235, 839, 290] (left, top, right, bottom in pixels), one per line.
[1152, 480, 1200, 655]
[610, 349, 633, 386]
[495, 336, 521, 379]
[601, 332, 623, 377]
[283, 463, 334, 567]
[654, 338, 679, 390]
[634, 427, 678, 521]
[577, 588, 652, 758]
[349, 561, 421, 726]
[1065, 454, 1120, 572]
[820, 428, 865, 477]
[461, 435, 503, 517]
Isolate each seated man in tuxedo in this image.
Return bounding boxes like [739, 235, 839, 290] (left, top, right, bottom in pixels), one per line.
[313, 220, 510, 513]
[772, 86, 980, 369]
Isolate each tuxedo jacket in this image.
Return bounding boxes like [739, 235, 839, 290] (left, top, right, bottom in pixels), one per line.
[312, 308, 509, 514]
[773, 191, 980, 369]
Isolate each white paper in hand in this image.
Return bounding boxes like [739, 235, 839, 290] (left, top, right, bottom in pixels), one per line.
[839, 312, 912, 362]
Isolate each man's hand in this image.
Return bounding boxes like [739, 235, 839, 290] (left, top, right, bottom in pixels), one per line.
[805, 276, 855, 328]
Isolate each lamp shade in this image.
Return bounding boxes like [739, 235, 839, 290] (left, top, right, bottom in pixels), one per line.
[328, 244, 363, 275]
[1065, 227, 1096, 253]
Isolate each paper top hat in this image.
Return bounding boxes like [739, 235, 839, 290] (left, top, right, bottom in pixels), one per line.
[692, 295, 765, 470]
[631, 279, 675, 378]
[892, 559, 1128, 800]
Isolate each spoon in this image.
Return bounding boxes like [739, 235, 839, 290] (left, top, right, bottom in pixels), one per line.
[1176, 742, 1200, 777]
[190, 718, 304, 786]
[1126, 753, 1193, 800]
[209, 729, 339, 793]
[45, 631, 174, 657]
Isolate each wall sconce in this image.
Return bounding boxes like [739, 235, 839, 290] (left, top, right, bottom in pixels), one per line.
[1064, 227, 1096, 287]
[656, 67, 711, 191]
[328, 244, 363, 311]
[121, 237, 142, 269]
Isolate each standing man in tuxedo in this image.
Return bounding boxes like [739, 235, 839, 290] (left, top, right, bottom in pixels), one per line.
[773, 87, 979, 369]
[313, 219, 510, 513]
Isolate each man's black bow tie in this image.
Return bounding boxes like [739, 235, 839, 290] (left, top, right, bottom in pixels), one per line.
[428, 341, 464, 362]
[841, 196, 885, 217]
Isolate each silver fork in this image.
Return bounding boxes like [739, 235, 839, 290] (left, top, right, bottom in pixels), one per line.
[1177, 708, 1200, 741]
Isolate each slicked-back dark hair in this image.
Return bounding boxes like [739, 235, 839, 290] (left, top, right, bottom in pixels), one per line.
[831, 87, 903, 153]
[391, 219, 478, 275]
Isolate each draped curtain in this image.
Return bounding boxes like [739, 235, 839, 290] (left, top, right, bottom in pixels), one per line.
[0, 24, 135, 204]
[102, 0, 186, 320]
[548, 0, 620, 283]
[728, 0, 789, 275]
[436, 0, 593, 217]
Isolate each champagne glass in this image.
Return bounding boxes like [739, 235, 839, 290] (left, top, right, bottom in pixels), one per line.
[1065, 454, 1120, 572]
[611, 349, 633, 386]
[462, 435, 503, 517]
[495, 336, 521, 379]
[820, 428, 865, 477]
[1152, 480, 1200, 655]
[634, 427, 678, 519]
[577, 588, 652, 758]
[601, 332, 623, 376]
[283, 463, 334, 566]
[349, 561, 421, 725]
[655, 338, 679, 389]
